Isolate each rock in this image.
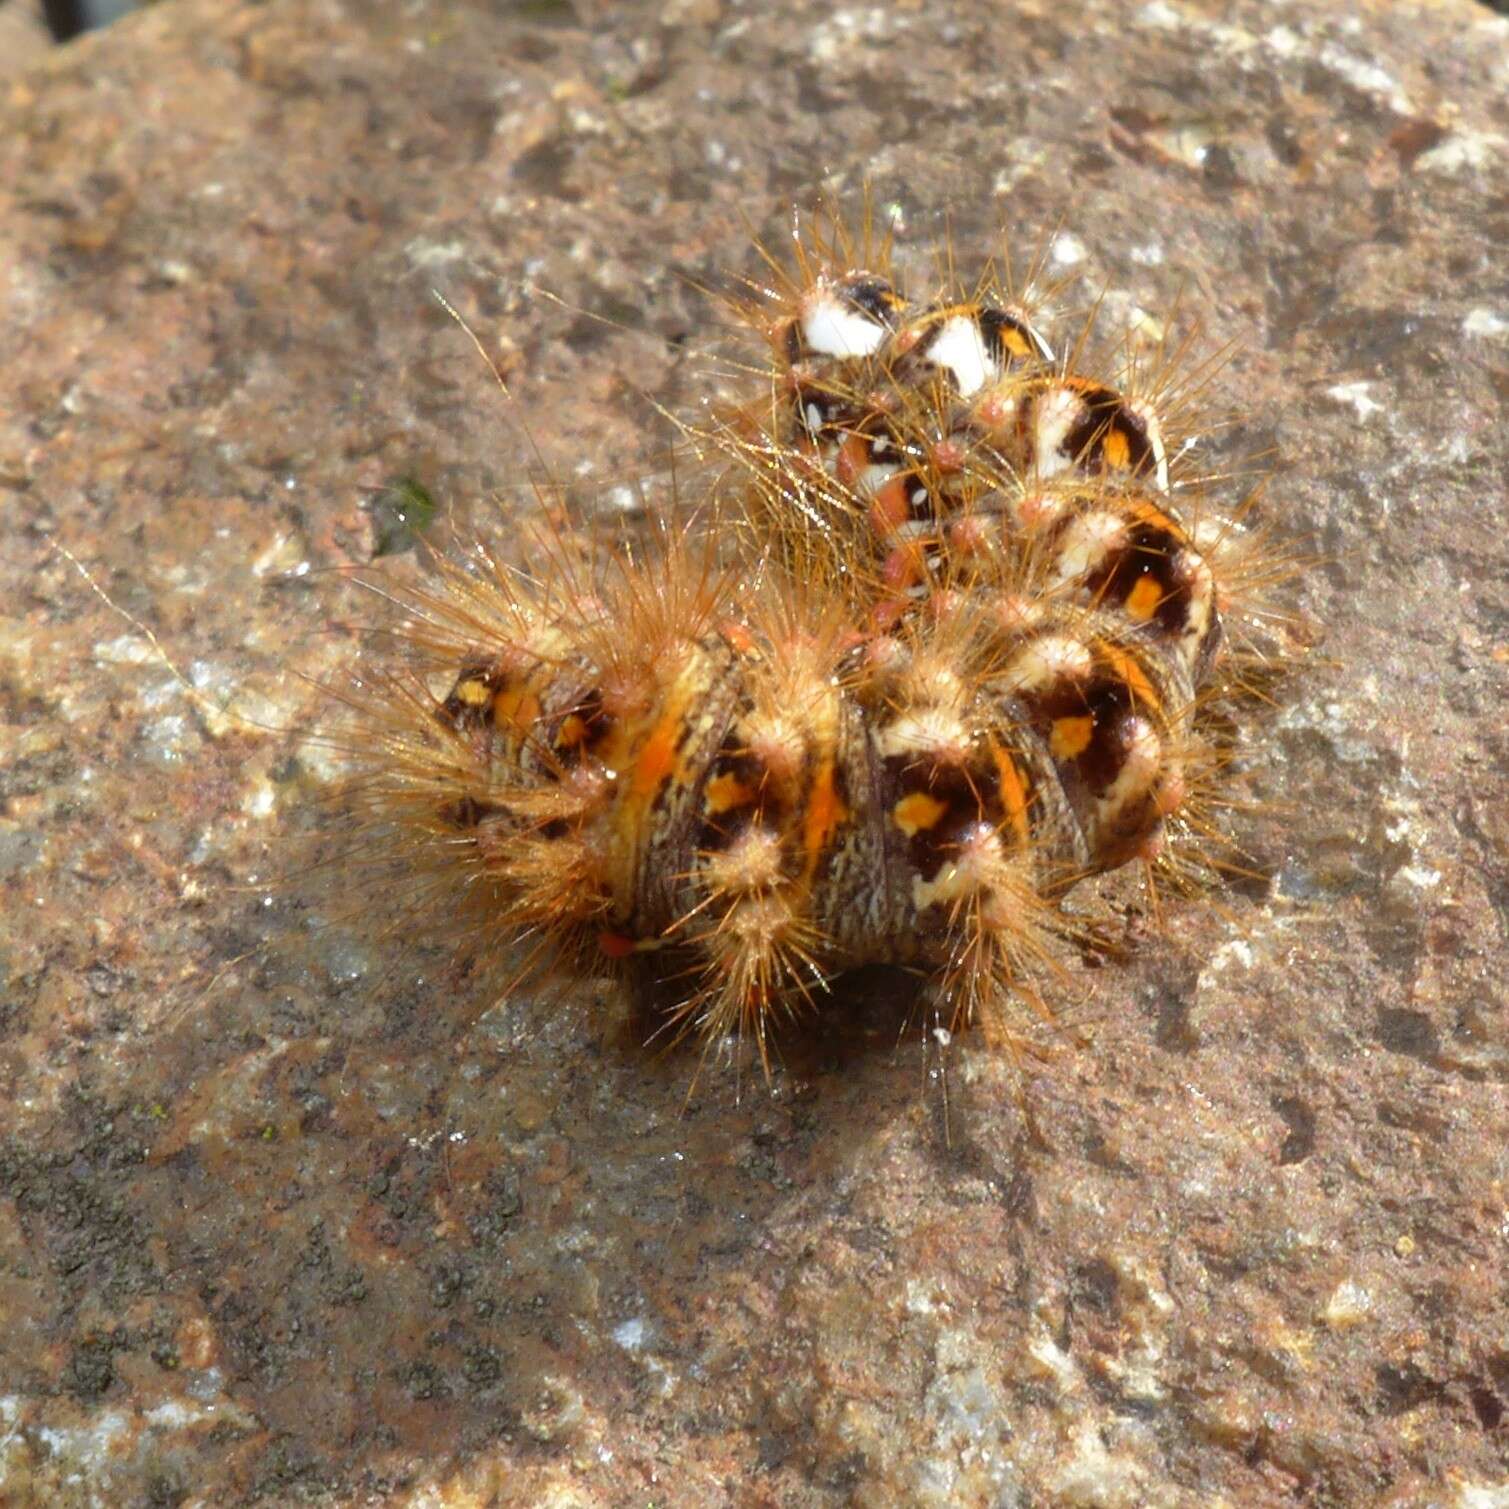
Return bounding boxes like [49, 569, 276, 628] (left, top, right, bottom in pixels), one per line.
[2, 0, 1507, 1504]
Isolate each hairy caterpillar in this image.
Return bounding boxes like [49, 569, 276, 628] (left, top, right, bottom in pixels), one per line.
[331, 211, 1286, 1070]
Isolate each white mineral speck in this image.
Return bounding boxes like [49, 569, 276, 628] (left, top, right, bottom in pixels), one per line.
[1052, 232, 1086, 267]
[95, 633, 154, 665]
[1414, 131, 1507, 178]
[612, 1317, 648, 1351]
[1320, 1279, 1374, 1329]
[1464, 308, 1508, 339]
[1326, 381, 1382, 421]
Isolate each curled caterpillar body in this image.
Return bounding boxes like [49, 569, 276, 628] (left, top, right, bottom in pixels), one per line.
[335, 211, 1284, 1063]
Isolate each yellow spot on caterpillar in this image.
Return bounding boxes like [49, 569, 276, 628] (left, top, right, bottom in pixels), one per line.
[1124, 575, 1163, 621]
[1000, 326, 1032, 358]
[894, 791, 947, 836]
[1103, 426, 1131, 470]
[454, 677, 490, 707]
[705, 771, 756, 816]
[556, 713, 588, 749]
[1051, 715, 1094, 759]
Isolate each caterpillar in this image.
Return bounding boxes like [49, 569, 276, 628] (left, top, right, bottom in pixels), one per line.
[331, 210, 1285, 1071]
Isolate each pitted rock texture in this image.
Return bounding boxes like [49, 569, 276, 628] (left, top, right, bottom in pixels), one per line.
[2, 0, 1507, 1505]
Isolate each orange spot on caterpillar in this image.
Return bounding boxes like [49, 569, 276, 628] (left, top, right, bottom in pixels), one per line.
[894, 791, 948, 836]
[868, 476, 911, 538]
[704, 771, 756, 816]
[555, 713, 588, 750]
[1124, 573, 1164, 622]
[1050, 715, 1094, 760]
[1103, 426, 1132, 470]
[835, 433, 871, 488]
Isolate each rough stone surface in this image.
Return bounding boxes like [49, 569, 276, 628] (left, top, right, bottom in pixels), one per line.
[0, 3, 50, 80]
[2, 0, 1508, 1505]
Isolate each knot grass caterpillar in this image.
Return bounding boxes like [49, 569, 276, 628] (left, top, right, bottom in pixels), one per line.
[315, 205, 1297, 1076]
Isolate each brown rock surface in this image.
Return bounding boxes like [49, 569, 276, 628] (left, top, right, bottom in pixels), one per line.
[2, 0, 1508, 1504]
[0, 2, 50, 80]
